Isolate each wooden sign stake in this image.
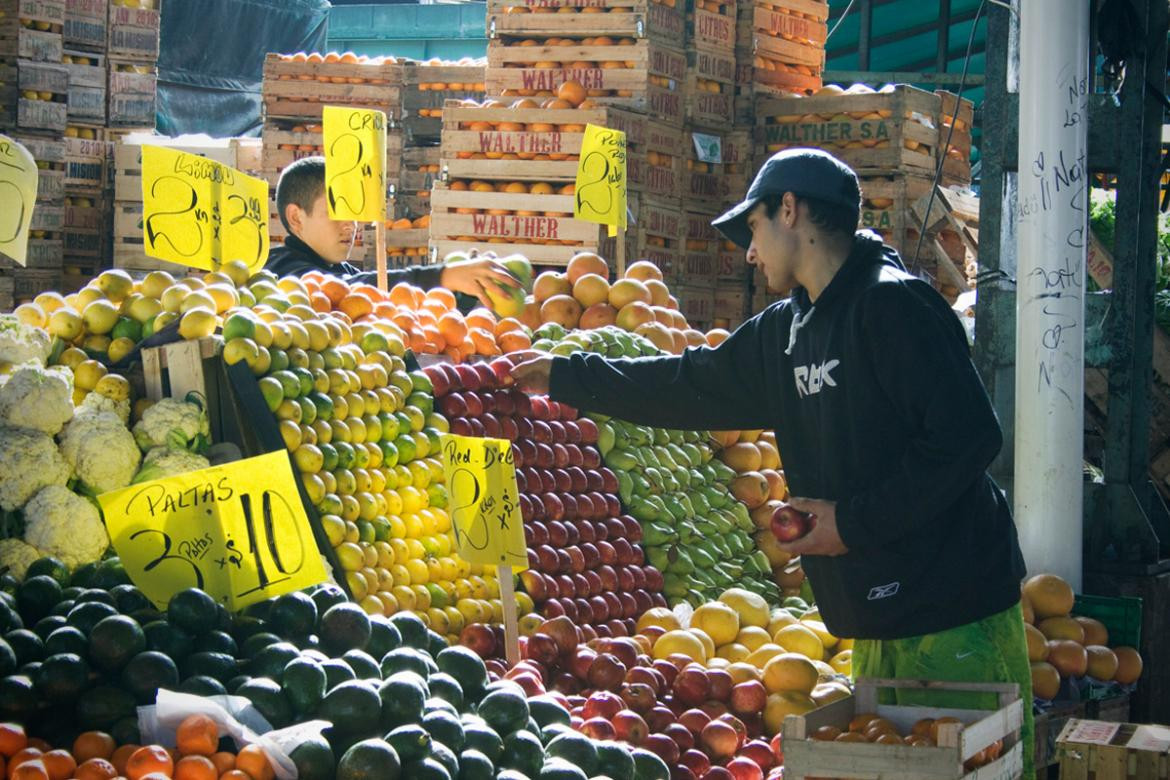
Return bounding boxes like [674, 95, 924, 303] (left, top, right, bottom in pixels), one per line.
[497, 564, 521, 667]
[615, 225, 627, 278]
[375, 220, 387, 292]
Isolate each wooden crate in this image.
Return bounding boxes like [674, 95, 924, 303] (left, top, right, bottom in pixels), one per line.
[781, 678, 1024, 780]
[1, 236, 62, 269]
[113, 135, 262, 202]
[10, 132, 65, 202]
[62, 50, 104, 124]
[261, 53, 403, 121]
[0, 0, 65, 62]
[674, 283, 714, 327]
[429, 182, 608, 265]
[487, 0, 686, 47]
[106, 1, 158, 61]
[713, 279, 749, 327]
[689, 0, 736, 52]
[683, 126, 736, 206]
[4, 268, 59, 301]
[937, 90, 974, 185]
[715, 240, 749, 282]
[27, 200, 61, 233]
[260, 123, 403, 178]
[0, 58, 68, 133]
[111, 200, 190, 274]
[107, 61, 156, 127]
[757, 86, 943, 176]
[909, 183, 979, 294]
[676, 207, 719, 285]
[629, 121, 684, 197]
[1034, 701, 1086, 770]
[401, 62, 484, 137]
[395, 145, 438, 218]
[858, 174, 933, 249]
[63, 193, 105, 257]
[685, 48, 735, 126]
[1057, 719, 1170, 779]
[64, 0, 105, 51]
[721, 127, 752, 203]
[1086, 694, 1131, 724]
[626, 195, 683, 276]
[485, 40, 687, 125]
[64, 133, 108, 191]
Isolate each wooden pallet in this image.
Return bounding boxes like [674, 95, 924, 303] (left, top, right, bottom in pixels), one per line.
[64, 0, 106, 51]
[1057, 719, 1170, 779]
[61, 49, 103, 124]
[429, 183, 608, 265]
[0, 1, 65, 62]
[107, 60, 155, 126]
[685, 48, 735, 126]
[106, 2, 158, 61]
[261, 53, 403, 121]
[758, 85, 943, 175]
[485, 40, 687, 125]
[782, 678, 1024, 780]
[487, 0, 686, 47]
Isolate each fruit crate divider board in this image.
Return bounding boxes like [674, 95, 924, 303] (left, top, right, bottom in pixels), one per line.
[220, 356, 352, 599]
[782, 678, 1024, 780]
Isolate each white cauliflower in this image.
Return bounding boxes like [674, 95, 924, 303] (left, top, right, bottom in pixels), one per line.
[22, 485, 108, 569]
[0, 314, 52, 367]
[0, 426, 71, 511]
[0, 364, 74, 435]
[58, 411, 141, 495]
[132, 394, 210, 453]
[76, 391, 132, 426]
[132, 446, 211, 483]
[0, 538, 43, 580]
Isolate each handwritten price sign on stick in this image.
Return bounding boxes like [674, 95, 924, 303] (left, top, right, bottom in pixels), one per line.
[574, 124, 627, 232]
[140, 145, 270, 273]
[98, 451, 327, 611]
[323, 106, 387, 223]
[441, 433, 526, 665]
[0, 135, 40, 266]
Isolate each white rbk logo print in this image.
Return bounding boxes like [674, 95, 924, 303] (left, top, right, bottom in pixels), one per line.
[794, 359, 840, 398]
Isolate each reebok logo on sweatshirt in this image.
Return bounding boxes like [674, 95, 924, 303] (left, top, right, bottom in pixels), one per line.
[793, 359, 840, 397]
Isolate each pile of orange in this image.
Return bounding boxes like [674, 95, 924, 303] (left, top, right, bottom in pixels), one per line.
[501, 0, 676, 14]
[0, 717, 274, 780]
[273, 52, 398, 85]
[387, 216, 430, 231]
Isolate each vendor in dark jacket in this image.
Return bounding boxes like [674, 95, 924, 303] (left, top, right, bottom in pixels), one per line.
[511, 148, 1034, 778]
[265, 157, 520, 307]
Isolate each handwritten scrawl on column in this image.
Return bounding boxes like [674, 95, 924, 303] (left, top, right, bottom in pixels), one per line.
[0, 135, 40, 266]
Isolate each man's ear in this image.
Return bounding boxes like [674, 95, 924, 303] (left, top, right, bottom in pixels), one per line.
[285, 202, 304, 235]
[782, 192, 799, 227]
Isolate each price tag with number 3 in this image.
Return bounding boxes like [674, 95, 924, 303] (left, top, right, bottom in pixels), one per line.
[98, 451, 327, 610]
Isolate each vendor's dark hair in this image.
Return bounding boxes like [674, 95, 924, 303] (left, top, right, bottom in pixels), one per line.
[276, 156, 326, 233]
[761, 192, 859, 238]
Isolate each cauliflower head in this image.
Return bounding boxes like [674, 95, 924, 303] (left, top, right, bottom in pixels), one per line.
[132, 446, 211, 483]
[0, 425, 71, 511]
[76, 391, 131, 426]
[132, 395, 210, 454]
[0, 314, 52, 367]
[0, 538, 43, 580]
[59, 410, 142, 495]
[0, 364, 74, 435]
[23, 485, 108, 569]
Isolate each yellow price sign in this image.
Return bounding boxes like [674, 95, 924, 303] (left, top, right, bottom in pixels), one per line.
[98, 451, 327, 611]
[140, 145, 270, 273]
[323, 106, 387, 223]
[0, 135, 39, 266]
[574, 124, 627, 235]
[440, 434, 528, 570]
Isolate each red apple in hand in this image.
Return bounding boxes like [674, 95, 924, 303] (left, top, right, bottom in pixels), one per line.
[770, 502, 815, 542]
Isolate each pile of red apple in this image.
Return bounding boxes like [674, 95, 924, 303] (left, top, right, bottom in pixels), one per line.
[472, 615, 785, 780]
[422, 356, 667, 635]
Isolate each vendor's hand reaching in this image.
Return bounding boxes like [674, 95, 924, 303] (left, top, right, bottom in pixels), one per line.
[510, 355, 555, 395]
[775, 497, 849, 557]
[440, 258, 522, 309]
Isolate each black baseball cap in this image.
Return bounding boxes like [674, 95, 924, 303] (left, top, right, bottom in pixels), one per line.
[711, 148, 861, 249]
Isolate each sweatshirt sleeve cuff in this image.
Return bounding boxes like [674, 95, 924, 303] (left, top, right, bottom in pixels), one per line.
[835, 496, 876, 551]
[414, 265, 445, 289]
[547, 356, 577, 404]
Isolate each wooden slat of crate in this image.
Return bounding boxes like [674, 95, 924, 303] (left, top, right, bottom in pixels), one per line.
[63, 51, 104, 123]
[28, 202, 62, 232]
[63, 134, 107, 190]
[752, 65, 822, 97]
[713, 280, 749, 326]
[751, 30, 825, 69]
[62, 224, 101, 257]
[262, 85, 403, 122]
[626, 196, 684, 277]
[674, 209, 720, 285]
[1033, 701, 1085, 769]
[64, 0, 106, 51]
[758, 107, 941, 175]
[107, 62, 156, 127]
[430, 186, 603, 244]
[685, 50, 735, 126]
[381, 227, 430, 251]
[6, 268, 59, 301]
[487, 0, 685, 46]
[485, 42, 687, 125]
[262, 53, 404, 86]
[2, 0, 65, 27]
[750, 1, 828, 43]
[106, 3, 158, 61]
[690, 5, 736, 51]
[1, 237, 62, 269]
[716, 242, 750, 281]
[0, 0, 65, 62]
[11, 132, 65, 200]
[674, 283, 714, 327]
[1057, 720, 1170, 780]
[112, 200, 189, 274]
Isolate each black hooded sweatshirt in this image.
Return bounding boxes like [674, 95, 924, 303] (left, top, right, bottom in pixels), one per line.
[548, 232, 1026, 640]
[266, 234, 444, 288]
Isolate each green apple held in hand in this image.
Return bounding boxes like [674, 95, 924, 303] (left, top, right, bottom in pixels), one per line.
[486, 255, 533, 318]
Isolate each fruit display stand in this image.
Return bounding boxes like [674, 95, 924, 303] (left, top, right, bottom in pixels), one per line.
[260, 53, 404, 122]
[63, 0, 107, 52]
[0, 58, 69, 135]
[781, 678, 1024, 780]
[0, 0, 65, 63]
[485, 40, 689, 126]
[487, 0, 687, 49]
[756, 85, 944, 178]
[740, 0, 827, 97]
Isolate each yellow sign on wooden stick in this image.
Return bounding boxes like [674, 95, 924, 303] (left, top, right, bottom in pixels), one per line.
[98, 451, 327, 611]
[0, 135, 39, 266]
[323, 105, 387, 223]
[440, 434, 528, 570]
[574, 124, 627, 237]
[140, 145, 270, 273]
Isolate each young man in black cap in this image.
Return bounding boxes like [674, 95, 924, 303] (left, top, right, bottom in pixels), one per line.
[511, 148, 1034, 777]
[266, 157, 520, 307]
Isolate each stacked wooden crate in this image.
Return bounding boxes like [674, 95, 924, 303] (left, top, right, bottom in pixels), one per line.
[482, 0, 688, 272]
[737, 0, 826, 100]
[1, 0, 68, 298]
[105, 0, 159, 128]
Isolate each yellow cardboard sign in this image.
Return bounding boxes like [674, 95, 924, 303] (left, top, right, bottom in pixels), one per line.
[0, 135, 40, 266]
[141, 145, 270, 273]
[98, 451, 327, 610]
[323, 106, 387, 222]
[440, 434, 528, 570]
[574, 124, 627, 236]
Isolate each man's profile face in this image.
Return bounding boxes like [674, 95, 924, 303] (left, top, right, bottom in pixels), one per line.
[291, 194, 355, 264]
[745, 200, 798, 293]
